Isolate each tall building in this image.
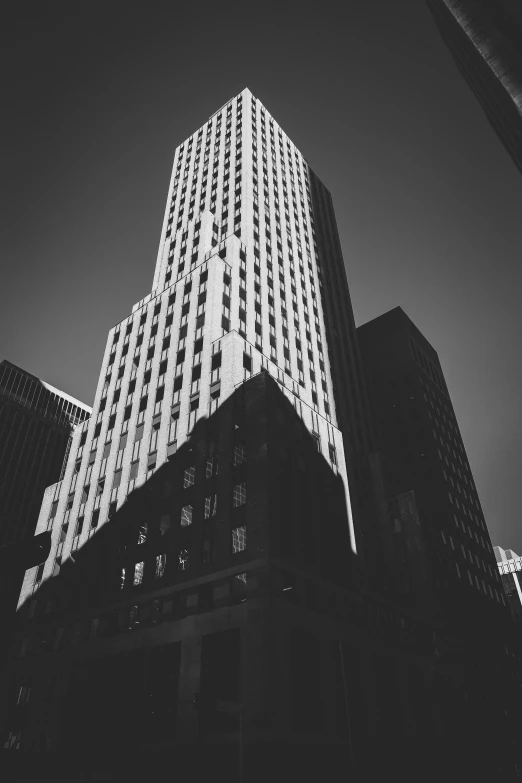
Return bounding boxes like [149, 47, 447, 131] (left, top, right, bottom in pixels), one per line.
[357, 307, 505, 625]
[0, 361, 90, 670]
[357, 306, 522, 771]
[2, 88, 371, 778]
[426, 0, 522, 174]
[0, 360, 91, 548]
[496, 546, 522, 626]
[2, 91, 521, 780]
[13, 87, 369, 600]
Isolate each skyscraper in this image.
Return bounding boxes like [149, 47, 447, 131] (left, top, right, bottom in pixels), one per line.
[15, 88, 376, 606]
[0, 361, 90, 669]
[426, 0, 522, 174]
[3, 90, 521, 780]
[358, 306, 522, 774]
[3, 89, 375, 777]
[0, 360, 91, 549]
[357, 307, 505, 625]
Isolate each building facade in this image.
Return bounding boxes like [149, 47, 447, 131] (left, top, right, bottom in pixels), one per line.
[0, 361, 90, 669]
[426, 0, 522, 174]
[0, 360, 91, 549]
[16, 88, 365, 603]
[357, 307, 506, 625]
[2, 91, 522, 780]
[357, 306, 522, 773]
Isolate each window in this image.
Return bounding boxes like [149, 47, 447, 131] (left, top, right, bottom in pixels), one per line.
[133, 561, 144, 586]
[204, 494, 218, 519]
[232, 526, 247, 553]
[206, 455, 218, 478]
[138, 522, 148, 544]
[328, 443, 337, 465]
[233, 444, 246, 465]
[178, 549, 189, 570]
[181, 505, 193, 526]
[183, 466, 195, 488]
[155, 553, 166, 579]
[129, 461, 139, 480]
[233, 482, 246, 507]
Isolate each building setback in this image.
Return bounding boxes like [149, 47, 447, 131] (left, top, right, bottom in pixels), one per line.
[426, 0, 522, 174]
[1, 90, 521, 780]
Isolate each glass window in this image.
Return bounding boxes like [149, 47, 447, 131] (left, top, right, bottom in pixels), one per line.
[204, 494, 218, 519]
[133, 561, 144, 586]
[138, 522, 148, 544]
[181, 505, 193, 526]
[233, 482, 246, 507]
[232, 526, 247, 553]
[155, 553, 166, 579]
[183, 466, 196, 488]
[233, 444, 246, 465]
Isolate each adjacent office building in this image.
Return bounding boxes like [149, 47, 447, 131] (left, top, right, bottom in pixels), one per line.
[0, 360, 91, 548]
[426, 0, 522, 174]
[357, 306, 522, 771]
[0, 361, 90, 669]
[357, 308, 506, 625]
[1, 91, 521, 780]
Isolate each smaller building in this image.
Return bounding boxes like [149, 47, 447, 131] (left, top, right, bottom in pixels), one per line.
[0, 360, 91, 548]
[0, 361, 90, 667]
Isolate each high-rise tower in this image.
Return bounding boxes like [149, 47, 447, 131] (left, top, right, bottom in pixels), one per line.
[4, 89, 522, 781]
[3, 89, 371, 775]
[0, 361, 90, 669]
[16, 88, 373, 605]
[0, 360, 90, 550]
[426, 0, 522, 174]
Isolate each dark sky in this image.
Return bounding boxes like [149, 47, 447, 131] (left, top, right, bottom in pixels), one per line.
[2, 1, 521, 553]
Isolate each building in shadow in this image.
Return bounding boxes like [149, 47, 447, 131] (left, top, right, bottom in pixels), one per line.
[2, 89, 522, 780]
[426, 0, 522, 174]
[0, 360, 90, 668]
[4, 370, 517, 782]
[358, 305, 522, 776]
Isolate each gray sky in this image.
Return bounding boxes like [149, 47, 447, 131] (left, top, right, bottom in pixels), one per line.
[2, 1, 521, 552]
